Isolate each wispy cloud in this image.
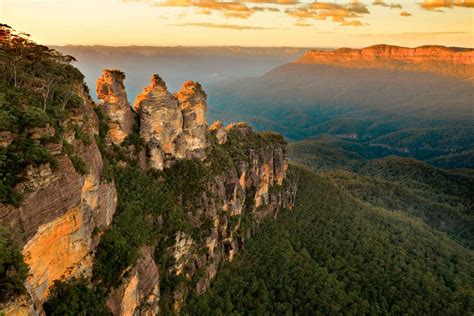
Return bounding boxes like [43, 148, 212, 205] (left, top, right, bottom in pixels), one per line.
[246, 0, 298, 4]
[170, 22, 279, 29]
[421, 0, 474, 10]
[372, 1, 402, 9]
[252, 6, 281, 11]
[286, 1, 370, 26]
[340, 20, 366, 27]
[400, 11, 412, 16]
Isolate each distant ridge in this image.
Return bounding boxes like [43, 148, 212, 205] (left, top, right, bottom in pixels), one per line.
[296, 44, 474, 80]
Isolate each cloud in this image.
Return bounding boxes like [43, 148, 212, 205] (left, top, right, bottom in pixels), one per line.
[252, 6, 281, 11]
[170, 22, 278, 29]
[372, 1, 402, 9]
[294, 21, 312, 26]
[155, 0, 254, 18]
[246, 0, 298, 4]
[420, 0, 474, 10]
[286, 1, 370, 25]
[400, 11, 412, 16]
[340, 20, 365, 26]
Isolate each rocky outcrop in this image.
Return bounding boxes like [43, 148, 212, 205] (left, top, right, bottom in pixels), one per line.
[132, 75, 208, 170]
[97, 69, 135, 144]
[209, 121, 227, 144]
[297, 44, 474, 80]
[106, 247, 160, 316]
[133, 74, 184, 169]
[175, 81, 208, 160]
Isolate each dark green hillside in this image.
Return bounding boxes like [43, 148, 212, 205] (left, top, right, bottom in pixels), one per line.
[185, 166, 474, 315]
[428, 149, 474, 170]
[323, 157, 474, 249]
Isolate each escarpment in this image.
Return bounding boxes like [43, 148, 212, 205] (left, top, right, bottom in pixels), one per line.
[0, 79, 117, 313]
[0, 39, 297, 315]
[297, 44, 474, 80]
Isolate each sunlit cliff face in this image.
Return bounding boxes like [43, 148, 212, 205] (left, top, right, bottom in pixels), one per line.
[2, 0, 473, 47]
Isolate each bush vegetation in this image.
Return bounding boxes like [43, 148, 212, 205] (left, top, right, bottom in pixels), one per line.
[0, 226, 28, 303]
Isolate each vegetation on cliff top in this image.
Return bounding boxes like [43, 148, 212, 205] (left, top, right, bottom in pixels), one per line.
[0, 24, 86, 205]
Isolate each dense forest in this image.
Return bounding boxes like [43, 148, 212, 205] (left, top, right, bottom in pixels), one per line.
[185, 166, 474, 314]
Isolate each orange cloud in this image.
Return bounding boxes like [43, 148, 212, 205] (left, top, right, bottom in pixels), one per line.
[400, 11, 412, 16]
[340, 20, 365, 26]
[372, 1, 402, 9]
[294, 21, 312, 26]
[246, 0, 298, 4]
[252, 6, 281, 11]
[421, 0, 474, 10]
[156, 0, 253, 18]
[286, 1, 370, 25]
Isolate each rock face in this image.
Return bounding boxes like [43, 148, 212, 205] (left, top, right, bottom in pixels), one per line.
[0, 82, 117, 309]
[175, 81, 208, 160]
[163, 122, 297, 311]
[106, 247, 160, 316]
[297, 44, 474, 80]
[133, 75, 208, 170]
[97, 69, 135, 144]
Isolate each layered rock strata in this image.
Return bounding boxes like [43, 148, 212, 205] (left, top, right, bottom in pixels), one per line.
[297, 44, 474, 80]
[133, 75, 208, 170]
[96, 69, 135, 144]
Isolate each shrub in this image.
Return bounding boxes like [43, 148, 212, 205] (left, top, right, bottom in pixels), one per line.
[0, 226, 28, 303]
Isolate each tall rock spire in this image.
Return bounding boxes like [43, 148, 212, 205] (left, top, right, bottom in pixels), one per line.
[175, 81, 208, 160]
[96, 69, 134, 144]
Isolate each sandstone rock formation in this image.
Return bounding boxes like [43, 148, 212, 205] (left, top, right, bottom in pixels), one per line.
[209, 120, 227, 144]
[297, 44, 474, 80]
[175, 81, 208, 160]
[133, 75, 209, 170]
[0, 82, 117, 309]
[133, 74, 185, 169]
[97, 69, 135, 144]
[106, 247, 160, 316]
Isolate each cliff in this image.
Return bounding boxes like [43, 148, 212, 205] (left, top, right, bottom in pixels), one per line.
[297, 44, 474, 80]
[0, 27, 296, 315]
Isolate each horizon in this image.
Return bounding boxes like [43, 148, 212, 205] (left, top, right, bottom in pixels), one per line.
[49, 43, 474, 49]
[3, 0, 473, 47]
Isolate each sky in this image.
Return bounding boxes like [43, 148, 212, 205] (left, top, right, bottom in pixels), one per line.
[1, 0, 473, 47]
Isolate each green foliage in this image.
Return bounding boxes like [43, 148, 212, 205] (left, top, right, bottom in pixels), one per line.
[185, 166, 474, 315]
[43, 278, 110, 316]
[72, 124, 91, 145]
[321, 157, 474, 249]
[69, 154, 88, 175]
[0, 24, 86, 205]
[0, 226, 28, 303]
[1, 135, 57, 205]
[92, 229, 138, 288]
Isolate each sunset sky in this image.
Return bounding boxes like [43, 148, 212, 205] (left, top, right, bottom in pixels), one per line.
[1, 0, 473, 47]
